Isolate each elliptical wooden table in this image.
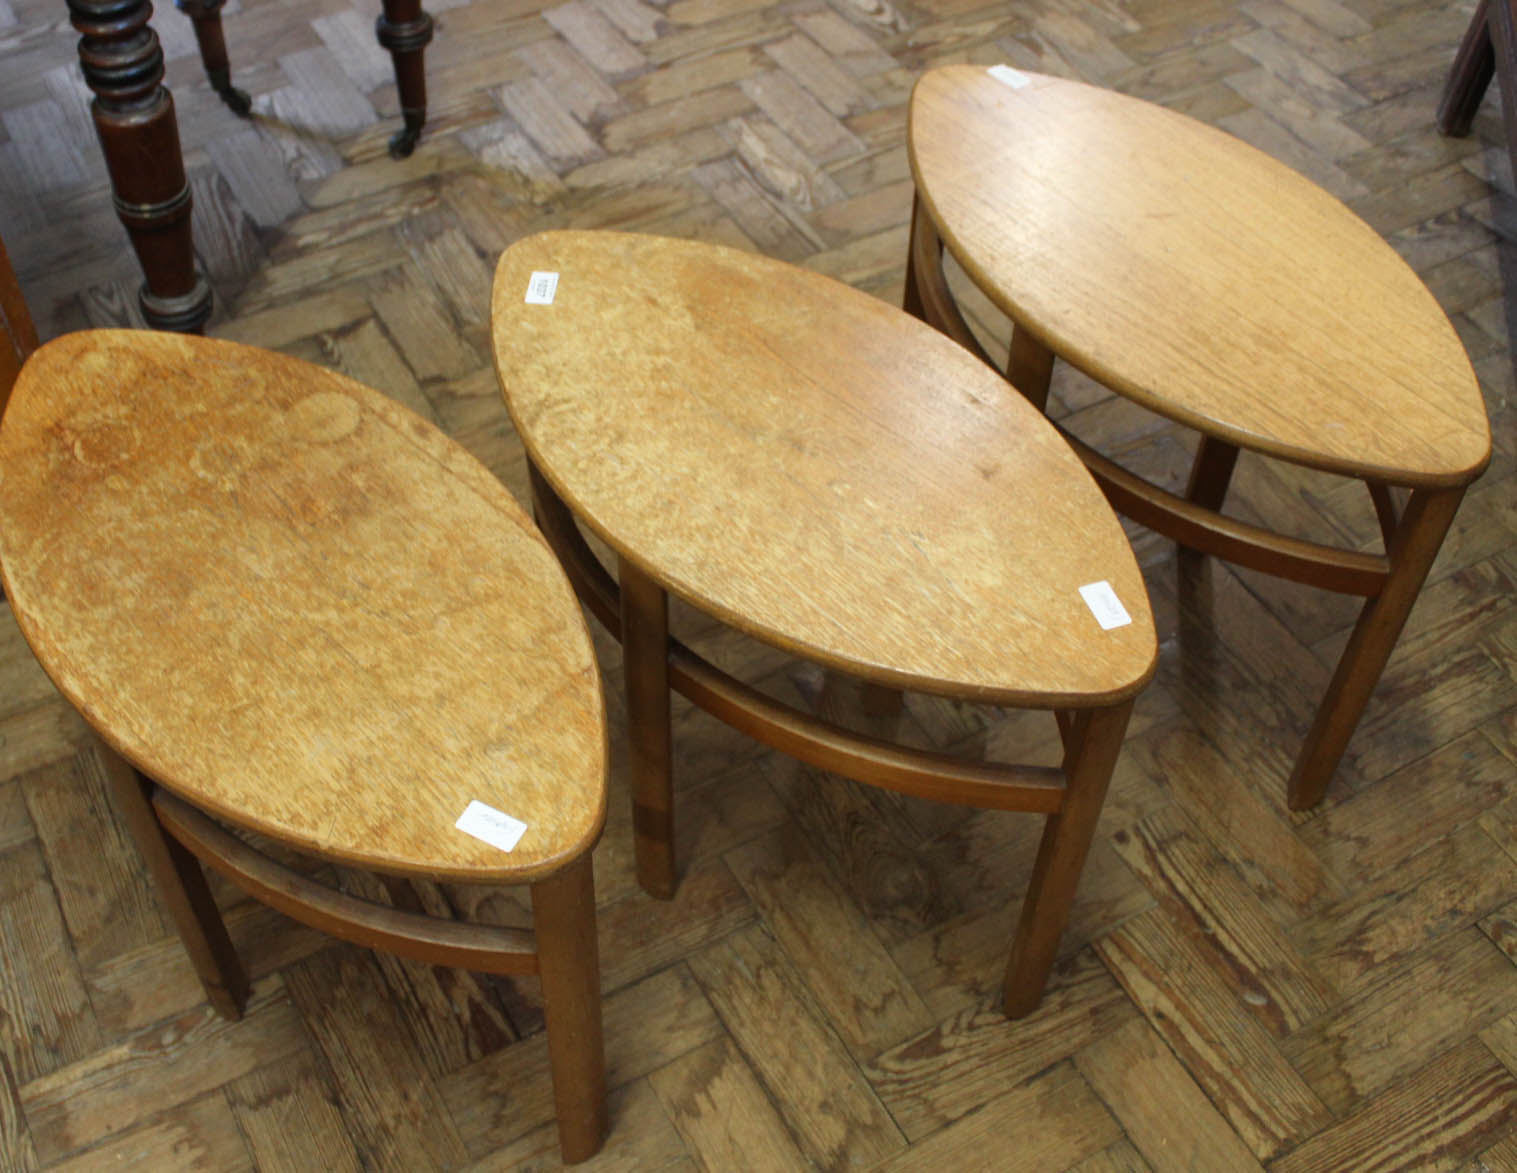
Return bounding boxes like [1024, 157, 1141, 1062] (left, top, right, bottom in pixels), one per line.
[0, 330, 609, 1163]
[492, 230, 1157, 1016]
[905, 65, 1492, 810]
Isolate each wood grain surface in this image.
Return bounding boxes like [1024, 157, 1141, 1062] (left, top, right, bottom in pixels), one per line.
[2, 0, 1517, 1166]
[909, 65, 1491, 488]
[493, 230, 1156, 707]
[0, 330, 605, 881]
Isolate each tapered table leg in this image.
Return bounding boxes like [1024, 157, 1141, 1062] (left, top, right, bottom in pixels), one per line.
[375, 0, 433, 158]
[67, 0, 212, 332]
[530, 854, 608, 1165]
[1003, 699, 1132, 1018]
[620, 557, 676, 899]
[1288, 485, 1466, 809]
[1007, 323, 1055, 412]
[1185, 436, 1240, 511]
[177, 0, 251, 114]
[902, 191, 927, 321]
[95, 739, 248, 1018]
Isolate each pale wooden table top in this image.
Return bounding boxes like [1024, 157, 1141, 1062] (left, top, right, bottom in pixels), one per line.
[0, 331, 606, 881]
[492, 230, 1157, 708]
[909, 65, 1491, 489]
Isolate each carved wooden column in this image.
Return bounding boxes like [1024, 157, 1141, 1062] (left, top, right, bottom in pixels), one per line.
[68, 0, 212, 332]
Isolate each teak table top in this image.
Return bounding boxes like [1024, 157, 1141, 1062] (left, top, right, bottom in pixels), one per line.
[909, 65, 1491, 489]
[0, 331, 606, 882]
[492, 230, 1157, 707]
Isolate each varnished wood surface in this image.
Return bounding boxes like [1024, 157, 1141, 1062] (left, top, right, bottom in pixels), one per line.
[910, 65, 1492, 489]
[0, 330, 605, 881]
[493, 230, 1156, 707]
[3, 0, 1517, 1167]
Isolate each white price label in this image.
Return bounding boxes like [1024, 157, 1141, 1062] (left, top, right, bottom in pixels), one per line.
[988, 64, 1031, 89]
[455, 800, 529, 852]
[1079, 581, 1132, 631]
[525, 271, 559, 305]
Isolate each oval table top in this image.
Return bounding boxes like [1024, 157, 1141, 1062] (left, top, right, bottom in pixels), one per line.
[492, 230, 1157, 708]
[0, 331, 606, 882]
[909, 65, 1491, 489]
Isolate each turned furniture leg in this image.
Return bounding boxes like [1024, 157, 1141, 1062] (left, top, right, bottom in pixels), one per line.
[95, 739, 249, 1018]
[1439, 0, 1495, 136]
[67, 0, 212, 333]
[176, 0, 251, 114]
[1288, 485, 1466, 809]
[620, 557, 676, 899]
[375, 0, 433, 158]
[1007, 323, 1055, 413]
[1003, 699, 1133, 1018]
[530, 854, 608, 1165]
[1184, 436, 1240, 512]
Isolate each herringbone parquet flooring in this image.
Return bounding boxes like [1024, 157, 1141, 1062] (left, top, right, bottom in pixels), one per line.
[2, 0, 1517, 1167]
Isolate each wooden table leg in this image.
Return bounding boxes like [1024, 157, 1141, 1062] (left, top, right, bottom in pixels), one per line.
[95, 739, 249, 1018]
[1002, 699, 1132, 1018]
[1288, 485, 1467, 810]
[902, 191, 927, 320]
[66, 0, 213, 333]
[530, 854, 608, 1164]
[620, 556, 676, 899]
[177, 0, 252, 114]
[1184, 436, 1240, 511]
[375, 0, 433, 158]
[1007, 323, 1055, 413]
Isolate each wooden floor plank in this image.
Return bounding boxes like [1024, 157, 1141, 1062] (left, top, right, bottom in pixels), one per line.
[3, 2, 1516, 1170]
[282, 950, 471, 1171]
[876, 1062, 1121, 1173]
[1076, 1018, 1260, 1170]
[224, 1051, 363, 1173]
[687, 922, 906, 1169]
[18, 979, 301, 1164]
[1272, 1038, 1517, 1173]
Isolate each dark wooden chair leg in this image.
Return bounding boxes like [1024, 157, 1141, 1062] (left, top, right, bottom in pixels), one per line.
[66, 0, 212, 333]
[1184, 436, 1240, 512]
[530, 855, 608, 1165]
[1002, 699, 1133, 1018]
[95, 739, 249, 1018]
[1439, 0, 1494, 136]
[176, 0, 251, 115]
[375, 0, 433, 158]
[620, 557, 677, 899]
[1287, 485, 1467, 810]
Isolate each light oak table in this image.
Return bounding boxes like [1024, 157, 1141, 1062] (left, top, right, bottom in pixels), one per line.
[905, 65, 1492, 810]
[492, 230, 1158, 1016]
[0, 331, 609, 1163]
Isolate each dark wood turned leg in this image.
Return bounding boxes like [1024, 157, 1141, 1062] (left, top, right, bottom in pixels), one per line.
[176, 0, 251, 115]
[95, 738, 249, 1018]
[1438, 0, 1494, 136]
[375, 0, 433, 158]
[1287, 485, 1467, 810]
[530, 854, 608, 1164]
[1007, 324, 1055, 413]
[1184, 435, 1240, 513]
[67, 0, 212, 333]
[620, 557, 676, 899]
[1003, 699, 1133, 1018]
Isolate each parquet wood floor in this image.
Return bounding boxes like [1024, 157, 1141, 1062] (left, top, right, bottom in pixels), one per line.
[2, 0, 1517, 1167]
